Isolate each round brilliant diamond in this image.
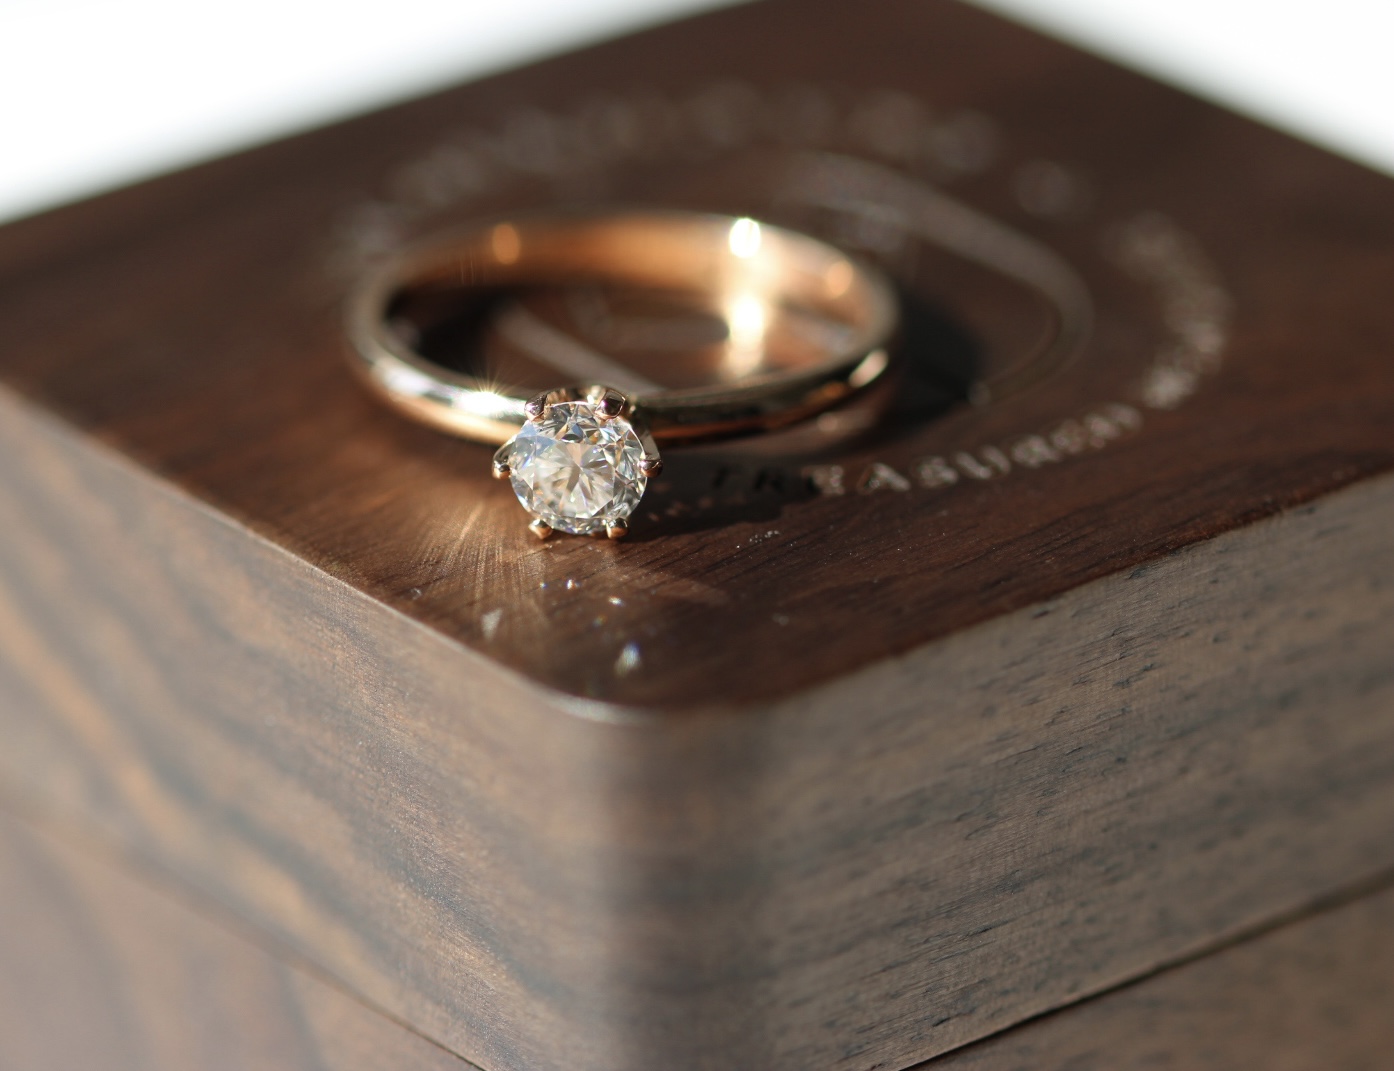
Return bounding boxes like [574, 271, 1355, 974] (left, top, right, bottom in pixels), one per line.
[507, 401, 647, 535]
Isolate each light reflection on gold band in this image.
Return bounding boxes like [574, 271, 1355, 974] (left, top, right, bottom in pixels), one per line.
[345, 210, 899, 445]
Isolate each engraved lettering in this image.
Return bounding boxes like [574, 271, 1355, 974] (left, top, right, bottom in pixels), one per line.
[1101, 403, 1142, 432]
[923, 110, 999, 177]
[953, 451, 996, 480]
[388, 145, 490, 210]
[1009, 434, 1060, 468]
[1083, 411, 1123, 447]
[858, 463, 912, 493]
[1141, 365, 1197, 410]
[848, 90, 928, 163]
[752, 468, 786, 494]
[576, 93, 656, 159]
[1013, 160, 1091, 220]
[803, 464, 846, 496]
[1109, 210, 1230, 417]
[1050, 419, 1090, 455]
[914, 456, 960, 488]
[499, 108, 565, 175]
[335, 200, 409, 263]
[688, 80, 761, 149]
[334, 84, 1235, 511]
[770, 83, 837, 146]
[980, 445, 1011, 475]
[1165, 341, 1221, 377]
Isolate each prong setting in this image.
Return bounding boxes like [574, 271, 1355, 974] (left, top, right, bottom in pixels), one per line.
[492, 441, 514, 480]
[501, 384, 653, 540]
[587, 385, 628, 421]
[523, 391, 551, 421]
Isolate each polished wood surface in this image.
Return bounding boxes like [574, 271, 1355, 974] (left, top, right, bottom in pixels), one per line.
[1, 2, 1393, 1070]
[0, 0, 1387, 707]
[931, 879, 1394, 1071]
[0, 807, 471, 1071]
[5, 797, 1392, 1071]
[4, 384, 1393, 1071]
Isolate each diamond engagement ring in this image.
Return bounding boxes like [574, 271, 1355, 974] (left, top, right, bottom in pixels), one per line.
[345, 210, 898, 539]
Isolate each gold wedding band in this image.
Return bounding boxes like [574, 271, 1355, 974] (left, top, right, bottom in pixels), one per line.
[345, 210, 898, 538]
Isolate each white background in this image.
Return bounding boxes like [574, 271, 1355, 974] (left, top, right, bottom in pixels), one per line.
[1, 0, 1391, 225]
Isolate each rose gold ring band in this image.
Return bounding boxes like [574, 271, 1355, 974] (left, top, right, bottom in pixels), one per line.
[344, 209, 899, 445]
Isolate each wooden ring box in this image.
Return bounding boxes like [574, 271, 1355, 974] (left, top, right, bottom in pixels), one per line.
[2, 1, 1393, 1068]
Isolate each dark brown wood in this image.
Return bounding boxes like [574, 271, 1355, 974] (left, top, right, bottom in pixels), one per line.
[927, 879, 1394, 1071]
[5, 796, 1393, 1071]
[4, 381, 1394, 1071]
[0, 806, 471, 1071]
[2, 2, 1394, 1070]
[0, 0, 1389, 708]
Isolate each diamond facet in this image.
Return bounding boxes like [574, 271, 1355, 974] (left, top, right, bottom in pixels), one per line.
[506, 400, 648, 536]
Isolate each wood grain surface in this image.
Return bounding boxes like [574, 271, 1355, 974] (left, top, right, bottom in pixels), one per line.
[5, 796, 1392, 1071]
[0, 805, 472, 1071]
[3, 381, 1394, 1071]
[1, 2, 1394, 1070]
[0, 0, 1387, 707]
[929, 879, 1394, 1071]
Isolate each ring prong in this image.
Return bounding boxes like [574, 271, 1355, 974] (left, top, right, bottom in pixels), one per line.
[528, 518, 554, 541]
[606, 519, 629, 540]
[588, 386, 627, 420]
[524, 391, 552, 421]
[633, 420, 662, 469]
[492, 442, 514, 480]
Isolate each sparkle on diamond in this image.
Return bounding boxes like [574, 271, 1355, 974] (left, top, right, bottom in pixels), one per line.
[507, 401, 647, 535]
